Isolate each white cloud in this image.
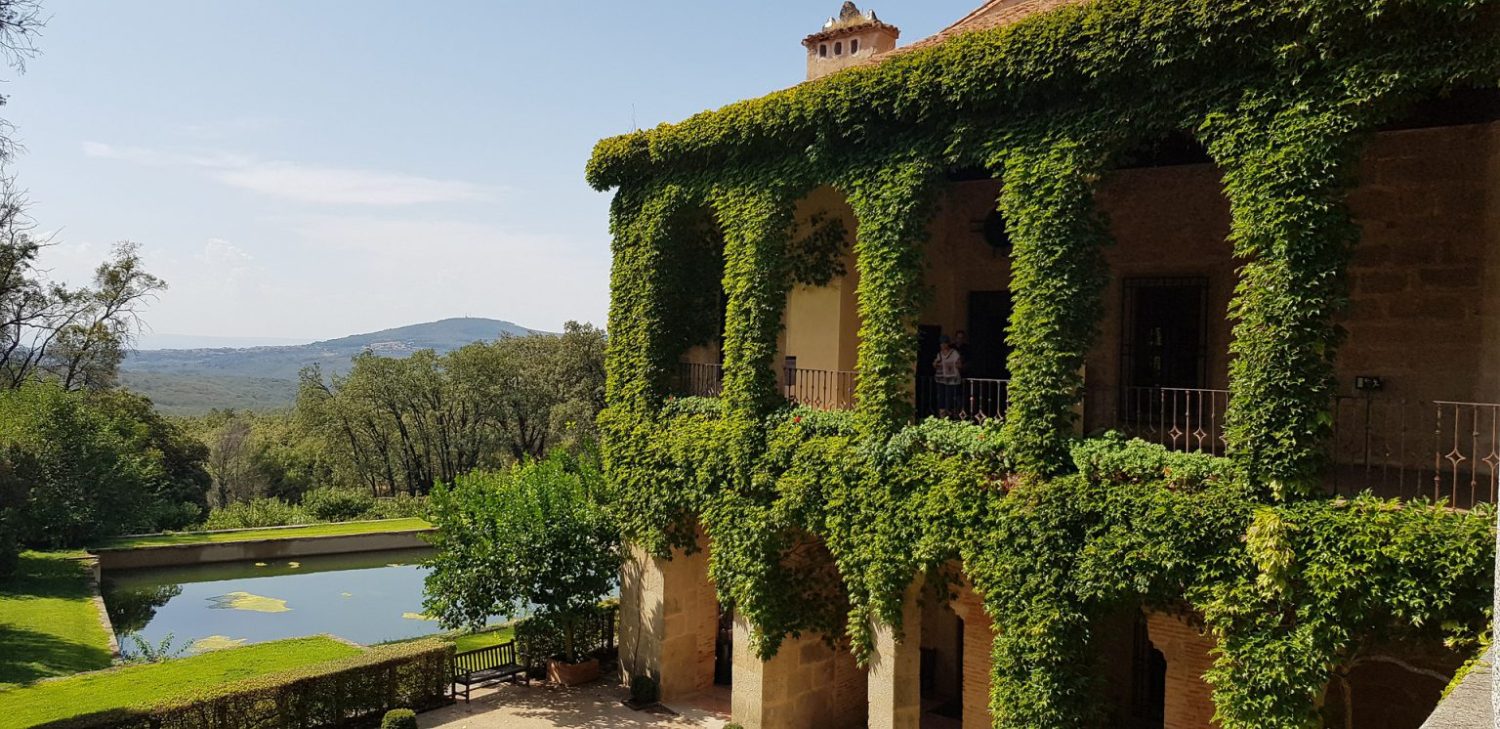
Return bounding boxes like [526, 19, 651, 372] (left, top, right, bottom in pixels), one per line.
[81, 141, 498, 206]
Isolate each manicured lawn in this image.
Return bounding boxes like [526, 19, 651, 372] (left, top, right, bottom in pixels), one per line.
[0, 636, 361, 727]
[452, 625, 516, 652]
[0, 551, 115, 689]
[95, 518, 433, 549]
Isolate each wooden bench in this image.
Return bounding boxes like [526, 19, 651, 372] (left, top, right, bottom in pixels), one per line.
[451, 640, 527, 702]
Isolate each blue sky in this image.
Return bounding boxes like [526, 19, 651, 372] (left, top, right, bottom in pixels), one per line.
[8, 1, 978, 345]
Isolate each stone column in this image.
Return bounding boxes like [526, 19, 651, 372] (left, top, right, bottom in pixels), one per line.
[618, 538, 718, 701]
[710, 186, 796, 422]
[838, 160, 941, 440]
[867, 574, 925, 729]
[604, 183, 701, 412]
[731, 615, 858, 728]
[995, 140, 1111, 475]
[1201, 105, 1365, 497]
[1146, 611, 1219, 729]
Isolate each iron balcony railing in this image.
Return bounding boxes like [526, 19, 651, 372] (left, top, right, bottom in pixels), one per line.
[915, 376, 1009, 423]
[783, 366, 858, 411]
[677, 361, 724, 399]
[676, 362, 1499, 506]
[1331, 397, 1500, 508]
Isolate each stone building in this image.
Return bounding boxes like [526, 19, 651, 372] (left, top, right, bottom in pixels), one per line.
[594, 1, 1500, 727]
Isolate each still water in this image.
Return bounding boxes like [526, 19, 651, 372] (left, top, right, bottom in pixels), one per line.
[101, 548, 481, 657]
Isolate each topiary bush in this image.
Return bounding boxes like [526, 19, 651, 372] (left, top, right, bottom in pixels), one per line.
[300, 487, 377, 522]
[380, 708, 417, 729]
[629, 675, 659, 705]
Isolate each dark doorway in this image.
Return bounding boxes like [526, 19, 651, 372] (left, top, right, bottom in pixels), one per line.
[916, 324, 943, 418]
[1121, 279, 1208, 390]
[714, 604, 733, 686]
[965, 291, 1013, 381]
[1131, 617, 1167, 729]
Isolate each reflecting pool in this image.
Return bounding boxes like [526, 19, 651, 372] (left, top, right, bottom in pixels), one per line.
[101, 548, 488, 657]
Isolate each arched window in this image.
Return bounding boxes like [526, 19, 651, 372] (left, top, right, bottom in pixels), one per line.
[850, 39, 860, 54]
[819, 43, 828, 58]
[834, 41, 843, 55]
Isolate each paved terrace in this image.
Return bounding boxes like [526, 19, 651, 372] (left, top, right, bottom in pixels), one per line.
[421, 682, 730, 729]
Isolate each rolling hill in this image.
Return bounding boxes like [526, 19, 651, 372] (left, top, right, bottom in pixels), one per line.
[121, 317, 541, 414]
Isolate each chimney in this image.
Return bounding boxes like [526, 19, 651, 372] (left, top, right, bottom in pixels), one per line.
[802, 2, 900, 81]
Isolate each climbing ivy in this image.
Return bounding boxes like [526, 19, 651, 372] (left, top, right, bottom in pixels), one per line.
[994, 140, 1112, 475]
[589, 0, 1500, 726]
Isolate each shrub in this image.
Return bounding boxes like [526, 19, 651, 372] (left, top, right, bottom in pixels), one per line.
[629, 675, 659, 705]
[34, 639, 452, 729]
[366, 493, 430, 521]
[199, 498, 311, 530]
[1071, 432, 1233, 490]
[380, 708, 418, 729]
[300, 487, 376, 522]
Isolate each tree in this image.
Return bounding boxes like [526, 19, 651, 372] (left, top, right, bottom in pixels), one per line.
[423, 453, 620, 663]
[0, 381, 212, 547]
[294, 322, 608, 496]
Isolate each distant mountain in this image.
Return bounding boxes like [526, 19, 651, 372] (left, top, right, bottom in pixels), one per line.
[122, 317, 542, 415]
[136, 333, 314, 350]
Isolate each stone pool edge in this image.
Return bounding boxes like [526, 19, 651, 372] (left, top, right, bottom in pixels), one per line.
[78, 555, 123, 661]
[92, 529, 436, 571]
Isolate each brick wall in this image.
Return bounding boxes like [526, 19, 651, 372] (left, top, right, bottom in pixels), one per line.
[953, 581, 995, 729]
[1146, 611, 1219, 729]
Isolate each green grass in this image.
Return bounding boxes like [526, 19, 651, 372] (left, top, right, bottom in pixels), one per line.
[0, 552, 115, 689]
[451, 625, 516, 652]
[95, 518, 433, 550]
[0, 636, 361, 727]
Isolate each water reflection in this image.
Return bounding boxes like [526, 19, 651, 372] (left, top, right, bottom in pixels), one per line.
[101, 548, 477, 656]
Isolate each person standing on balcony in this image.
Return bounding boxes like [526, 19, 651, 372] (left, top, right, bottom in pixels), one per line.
[934, 335, 964, 416]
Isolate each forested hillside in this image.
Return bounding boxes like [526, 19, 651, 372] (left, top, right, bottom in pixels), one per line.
[121, 317, 541, 413]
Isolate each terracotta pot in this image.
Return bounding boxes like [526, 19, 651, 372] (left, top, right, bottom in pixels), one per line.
[547, 657, 601, 686]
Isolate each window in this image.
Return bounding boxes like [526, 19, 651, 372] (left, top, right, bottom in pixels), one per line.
[1121, 278, 1209, 391]
[851, 38, 860, 54]
[819, 43, 828, 58]
[834, 41, 843, 55]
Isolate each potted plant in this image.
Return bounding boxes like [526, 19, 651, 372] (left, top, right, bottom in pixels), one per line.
[423, 451, 620, 687]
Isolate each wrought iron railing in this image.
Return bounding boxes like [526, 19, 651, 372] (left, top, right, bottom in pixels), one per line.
[676, 361, 723, 399]
[1084, 386, 1231, 456]
[916, 376, 1009, 422]
[1332, 397, 1500, 508]
[783, 367, 857, 411]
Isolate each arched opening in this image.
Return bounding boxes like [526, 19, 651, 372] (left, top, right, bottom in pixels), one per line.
[919, 578, 966, 723]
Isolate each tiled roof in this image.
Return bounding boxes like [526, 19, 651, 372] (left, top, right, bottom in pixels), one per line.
[868, 0, 1086, 63]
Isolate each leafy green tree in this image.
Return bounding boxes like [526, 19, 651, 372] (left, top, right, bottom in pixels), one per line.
[423, 453, 620, 663]
[295, 323, 607, 496]
[0, 382, 212, 546]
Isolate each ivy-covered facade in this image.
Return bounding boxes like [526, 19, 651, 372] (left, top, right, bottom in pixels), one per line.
[589, 1, 1500, 727]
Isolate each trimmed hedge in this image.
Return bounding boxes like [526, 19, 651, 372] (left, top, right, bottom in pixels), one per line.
[34, 639, 452, 729]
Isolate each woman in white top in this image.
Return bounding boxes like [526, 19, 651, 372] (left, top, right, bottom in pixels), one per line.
[933, 336, 963, 415]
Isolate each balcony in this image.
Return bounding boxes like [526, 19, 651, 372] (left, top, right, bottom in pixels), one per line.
[675, 361, 1499, 507]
